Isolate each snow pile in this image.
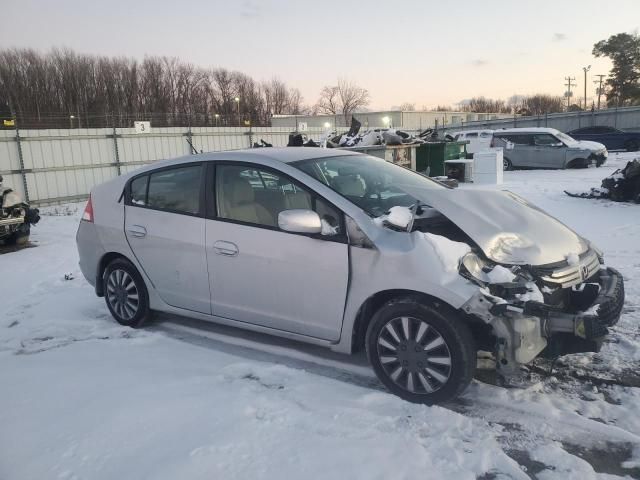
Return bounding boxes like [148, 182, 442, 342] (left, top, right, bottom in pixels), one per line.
[565, 252, 580, 266]
[422, 232, 471, 273]
[486, 265, 516, 283]
[373, 206, 413, 230]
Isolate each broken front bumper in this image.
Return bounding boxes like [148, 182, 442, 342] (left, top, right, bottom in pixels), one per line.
[462, 267, 625, 369]
[0, 215, 25, 238]
[526, 267, 624, 341]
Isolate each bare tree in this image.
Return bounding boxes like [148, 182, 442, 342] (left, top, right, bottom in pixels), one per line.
[336, 78, 370, 123]
[314, 79, 369, 124]
[461, 97, 509, 113]
[0, 47, 313, 128]
[521, 94, 565, 115]
[315, 85, 340, 115]
[399, 102, 416, 111]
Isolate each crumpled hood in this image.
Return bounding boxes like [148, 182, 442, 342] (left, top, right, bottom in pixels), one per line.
[573, 140, 606, 152]
[410, 188, 589, 265]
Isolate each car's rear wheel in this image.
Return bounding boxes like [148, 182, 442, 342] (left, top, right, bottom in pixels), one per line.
[103, 258, 151, 328]
[503, 158, 513, 171]
[366, 298, 476, 405]
[624, 139, 639, 152]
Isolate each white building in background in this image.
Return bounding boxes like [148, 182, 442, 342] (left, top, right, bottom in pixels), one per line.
[271, 110, 514, 131]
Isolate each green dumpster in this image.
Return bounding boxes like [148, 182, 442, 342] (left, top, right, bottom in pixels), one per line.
[416, 141, 468, 176]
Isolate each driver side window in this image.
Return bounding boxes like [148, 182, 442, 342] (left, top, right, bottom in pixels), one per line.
[534, 134, 560, 146]
[215, 164, 342, 235]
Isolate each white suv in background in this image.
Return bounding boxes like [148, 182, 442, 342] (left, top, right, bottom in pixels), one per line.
[451, 129, 494, 156]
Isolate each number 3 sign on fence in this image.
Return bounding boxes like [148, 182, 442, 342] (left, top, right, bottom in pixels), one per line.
[134, 121, 151, 134]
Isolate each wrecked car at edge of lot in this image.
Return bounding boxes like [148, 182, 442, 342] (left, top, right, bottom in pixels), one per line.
[77, 149, 625, 405]
[0, 175, 40, 245]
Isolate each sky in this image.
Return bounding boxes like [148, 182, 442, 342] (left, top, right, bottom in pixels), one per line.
[2, 0, 639, 110]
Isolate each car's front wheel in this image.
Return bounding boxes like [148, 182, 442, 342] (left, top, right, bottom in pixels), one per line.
[103, 258, 152, 328]
[366, 298, 476, 404]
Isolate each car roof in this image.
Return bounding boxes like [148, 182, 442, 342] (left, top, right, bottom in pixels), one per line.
[494, 127, 560, 135]
[135, 147, 362, 172]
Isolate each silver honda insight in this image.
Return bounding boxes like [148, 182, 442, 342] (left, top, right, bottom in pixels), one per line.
[76, 148, 624, 404]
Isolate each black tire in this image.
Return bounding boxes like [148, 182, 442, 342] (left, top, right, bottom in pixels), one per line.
[503, 157, 513, 171]
[567, 158, 588, 169]
[625, 139, 639, 152]
[103, 258, 152, 328]
[365, 297, 476, 405]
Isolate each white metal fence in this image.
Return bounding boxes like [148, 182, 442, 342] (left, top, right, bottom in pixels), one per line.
[0, 126, 338, 206]
[3, 106, 640, 206]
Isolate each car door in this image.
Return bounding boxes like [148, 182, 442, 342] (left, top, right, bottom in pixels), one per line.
[124, 163, 211, 314]
[500, 134, 533, 167]
[532, 133, 565, 168]
[204, 162, 349, 341]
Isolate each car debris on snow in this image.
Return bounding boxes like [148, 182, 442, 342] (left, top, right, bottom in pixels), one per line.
[565, 158, 640, 203]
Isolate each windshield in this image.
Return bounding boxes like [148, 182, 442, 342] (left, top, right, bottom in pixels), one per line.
[555, 132, 579, 146]
[292, 154, 445, 217]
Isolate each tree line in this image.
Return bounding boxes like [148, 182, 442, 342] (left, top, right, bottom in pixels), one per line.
[2, 32, 638, 129]
[0, 48, 311, 128]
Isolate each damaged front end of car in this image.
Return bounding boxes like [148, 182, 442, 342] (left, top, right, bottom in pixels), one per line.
[0, 175, 40, 245]
[458, 246, 625, 379]
[388, 188, 626, 380]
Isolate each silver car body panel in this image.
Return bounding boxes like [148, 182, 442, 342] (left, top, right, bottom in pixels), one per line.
[125, 206, 211, 314]
[205, 219, 349, 341]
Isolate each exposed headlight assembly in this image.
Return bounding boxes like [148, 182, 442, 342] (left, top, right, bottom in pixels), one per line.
[459, 252, 492, 285]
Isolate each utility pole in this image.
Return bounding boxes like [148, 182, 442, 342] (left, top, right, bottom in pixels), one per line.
[593, 74, 606, 110]
[564, 76, 577, 110]
[582, 65, 591, 110]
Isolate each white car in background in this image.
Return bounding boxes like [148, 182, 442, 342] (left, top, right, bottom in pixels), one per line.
[451, 129, 494, 157]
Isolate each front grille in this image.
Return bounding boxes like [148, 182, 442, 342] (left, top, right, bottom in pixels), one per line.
[537, 249, 600, 288]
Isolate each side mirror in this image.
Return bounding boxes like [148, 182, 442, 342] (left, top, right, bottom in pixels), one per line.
[278, 209, 322, 234]
[552, 142, 564, 147]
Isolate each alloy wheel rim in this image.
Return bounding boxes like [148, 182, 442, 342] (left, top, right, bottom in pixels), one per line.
[106, 269, 139, 321]
[503, 159, 509, 170]
[376, 316, 452, 394]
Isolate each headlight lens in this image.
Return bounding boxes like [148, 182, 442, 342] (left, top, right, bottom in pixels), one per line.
[459, 252, 491, 285]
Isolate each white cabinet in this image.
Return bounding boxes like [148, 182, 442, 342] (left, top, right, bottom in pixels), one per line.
[473, 148, 503, 185]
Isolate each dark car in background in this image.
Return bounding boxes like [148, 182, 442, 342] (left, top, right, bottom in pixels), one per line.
[566, 126, 640, 152]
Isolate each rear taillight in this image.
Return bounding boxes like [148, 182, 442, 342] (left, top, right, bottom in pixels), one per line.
[82, 194, 94, 222]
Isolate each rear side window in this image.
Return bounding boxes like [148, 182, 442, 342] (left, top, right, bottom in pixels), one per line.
[130, 175, 148, 206]
[465, 132, 478, 138]
[497, 134, 531, 145]
[144, 165, 202, 214]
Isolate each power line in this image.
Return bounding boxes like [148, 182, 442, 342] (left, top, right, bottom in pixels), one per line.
[593, 74, 606, 110]
[564, 76, 577, 110]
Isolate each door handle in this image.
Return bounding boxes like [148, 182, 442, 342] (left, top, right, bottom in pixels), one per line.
[127, 225, 147, 238]
[213, 240, 239, 257]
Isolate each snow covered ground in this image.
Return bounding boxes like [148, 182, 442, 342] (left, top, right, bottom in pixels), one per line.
[1, 153, 639, 479]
